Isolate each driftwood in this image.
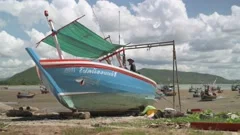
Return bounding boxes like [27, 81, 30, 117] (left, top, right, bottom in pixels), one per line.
[6, 109, 32, 117]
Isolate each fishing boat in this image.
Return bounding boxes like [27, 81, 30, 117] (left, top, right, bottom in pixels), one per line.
[159, 84, 176, 96]
[200, 93, 217, 101]
[193, 90, 201, 97]
[200, 88, 217, 101]
[189, 85, 195, 92]
[231, 84, 240, 91]
[17, 92, 35, 99]
[25, 11, 158, 112]
[40, 84, 49, 94]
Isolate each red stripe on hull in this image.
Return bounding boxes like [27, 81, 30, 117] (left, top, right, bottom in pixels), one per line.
[40, 59, 90, 62]
[42, 64, 156, 87]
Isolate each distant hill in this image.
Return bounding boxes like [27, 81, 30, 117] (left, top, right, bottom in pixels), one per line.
[0, 67, 237, 85]
[138, 68, 234, 84]
[0, 67, 40, 85]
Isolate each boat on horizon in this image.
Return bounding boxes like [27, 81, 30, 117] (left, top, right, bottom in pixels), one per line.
[25, 10, 159, 113]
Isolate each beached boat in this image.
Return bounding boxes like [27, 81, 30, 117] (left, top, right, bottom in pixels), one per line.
[189, 85, 195, 92]
[189, 85, 202, 93]
[40, 85, 49, 94]
[25, 11, 158, 112]
[200, 91, 217, 101]
[159, 85, 176, 96]
[217, 89, 223, 93]
[231, 84, 240, 91]
[17, 92, 35, 99]
[193, 90, 201, 97]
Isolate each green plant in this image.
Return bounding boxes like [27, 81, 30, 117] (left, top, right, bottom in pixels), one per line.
[0, 123, 6, 128]
[121, 130, 146, 135]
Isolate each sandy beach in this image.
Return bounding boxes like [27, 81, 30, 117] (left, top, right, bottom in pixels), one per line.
[0, 88, 239, 113]
[0, 87, 240, 135]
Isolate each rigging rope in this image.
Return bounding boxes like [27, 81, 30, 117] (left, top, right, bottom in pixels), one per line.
[92, 7, 106, 39]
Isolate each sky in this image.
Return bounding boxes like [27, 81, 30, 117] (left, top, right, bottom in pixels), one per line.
[0, 0, 240, 80]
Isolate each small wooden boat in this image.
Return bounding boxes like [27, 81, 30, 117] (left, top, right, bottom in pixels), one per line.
[164, 91, 176, 96]
[200, 92, 217, 101]
[17, 92, 35, 99]
[231, 84, 240, 91]
[40, 85, 49, 94]
[160, 85, 176, 96]
[217, 89, 223, 93]
[189, 85, 195, 92]
[193, 91, 200, 97]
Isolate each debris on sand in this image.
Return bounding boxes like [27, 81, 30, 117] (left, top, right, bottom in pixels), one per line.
[5, 106, 40, 117]
[6, 109, 33, 117]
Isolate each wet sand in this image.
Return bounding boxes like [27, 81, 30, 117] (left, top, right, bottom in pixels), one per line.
[0, 88, 239, 113]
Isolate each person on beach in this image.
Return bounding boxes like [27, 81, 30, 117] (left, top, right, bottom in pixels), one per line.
[204, 85, 211, 96]
[139, 105, 163, 118]
[127, 58, 136, 72]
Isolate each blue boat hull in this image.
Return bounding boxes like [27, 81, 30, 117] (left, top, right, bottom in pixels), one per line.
[26, 48, 158, 112]
[41, 67, 157, 111]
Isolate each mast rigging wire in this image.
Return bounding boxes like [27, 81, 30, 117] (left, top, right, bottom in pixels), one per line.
[91, 7, 106, 39]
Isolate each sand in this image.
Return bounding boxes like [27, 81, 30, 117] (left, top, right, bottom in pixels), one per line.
[154, 90, 240, 113]
[0, 88, 239, 113]
[0, 88, 240, 135]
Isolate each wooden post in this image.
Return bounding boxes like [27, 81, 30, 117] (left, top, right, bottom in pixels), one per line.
[123, 40, 182, 111]
[172, 41, 175, 109]
[44, 10, 63, 59]
[122, 48, 126, 68]
[174, 40, 182, 112]
[116, 52, 123, 67]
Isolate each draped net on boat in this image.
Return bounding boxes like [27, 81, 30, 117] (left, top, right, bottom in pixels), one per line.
[41, 21, 122, 58]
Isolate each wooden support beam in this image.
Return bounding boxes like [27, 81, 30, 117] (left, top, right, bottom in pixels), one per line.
[99, 48, 124, 62]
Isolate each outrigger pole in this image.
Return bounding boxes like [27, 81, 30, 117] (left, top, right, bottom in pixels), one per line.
[36, 11, 85, 59]
[124, 40, 182, 112]
[44, 10, 63, 59]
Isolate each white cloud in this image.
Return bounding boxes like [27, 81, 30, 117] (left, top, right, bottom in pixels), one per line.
[0, 0, 23, 16]
[25, 28, 59, 59]
[0, 59, 22, 68]
[0, 31, 34, 78]
[0, 0, 49, 28]
[0, 31, 25, 58]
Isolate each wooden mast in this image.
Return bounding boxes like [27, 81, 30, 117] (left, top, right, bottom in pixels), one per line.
[44, 10, 63, 59]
